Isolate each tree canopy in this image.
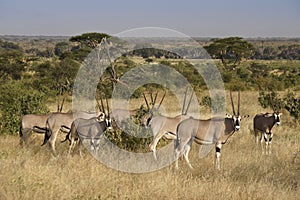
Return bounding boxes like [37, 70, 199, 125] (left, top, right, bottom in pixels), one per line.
[69, 32, 111, 48]
[204, 37, 255, 70]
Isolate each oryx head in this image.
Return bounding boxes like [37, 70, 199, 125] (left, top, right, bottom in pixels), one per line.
[230, 90, 241, 131]
[105, 115, 113, 130]
[273, 111, 282, 126]
[97, 112, 106, 121]
[141, 90, 166, 126]
[97, 95, 113, 130]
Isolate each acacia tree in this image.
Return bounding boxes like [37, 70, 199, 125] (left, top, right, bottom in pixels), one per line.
[204, 37, 255, 70]
[69, 32, 111, 49]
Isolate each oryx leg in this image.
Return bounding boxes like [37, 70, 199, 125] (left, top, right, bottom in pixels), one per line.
[78, 139, 83, 157]
[266, 132, 273, 155]
[68, 137, 76, 156]
[174, 135, 192, 170]
[183, 139, 194, 169]
[259, 131, 266, 154]
[260, 131, 265, 143]
[48, 129, 59, 156]
[254, 129, 259, 144]
[20, 128, 31, 147]
[215, 143, 222, 170]
[149, 130, 165, 160]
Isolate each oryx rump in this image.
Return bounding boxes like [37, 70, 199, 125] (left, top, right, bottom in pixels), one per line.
[42, 111, 99, 155]
[19, 113, 51, 147]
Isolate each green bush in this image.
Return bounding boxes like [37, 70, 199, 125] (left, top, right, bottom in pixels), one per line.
[0, 81, 49, 135]
[258, 90, 284, 111]
[284, 92, 300, 119]
[258, 90, 300, 120]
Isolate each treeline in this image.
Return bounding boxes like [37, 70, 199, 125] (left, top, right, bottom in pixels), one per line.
[0, 33, 300, 134]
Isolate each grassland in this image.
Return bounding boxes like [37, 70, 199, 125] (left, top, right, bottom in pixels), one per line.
[0, 91, 299, 200]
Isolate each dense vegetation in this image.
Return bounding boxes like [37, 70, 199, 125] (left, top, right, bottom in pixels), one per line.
[0, 33, 299, 135]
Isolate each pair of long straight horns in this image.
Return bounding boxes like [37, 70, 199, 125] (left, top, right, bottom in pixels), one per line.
[230, 90, 240, 115]
[143, 90, 166, 111]
[182, 87, 194, 115]
[96, 95, 110, 117]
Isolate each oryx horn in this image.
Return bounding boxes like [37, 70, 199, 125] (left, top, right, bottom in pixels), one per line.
[184, 90, 194, 115]
[182, 87, 188, 115]
[153, 92, 158, 108]
[59, 96, 65, 113]
[96, 97, 102, 113]
[238, 91, 240, 115]
[269, 92, 277, 112]
[100, 95, 105, 115]
[230, 90, 236, 115]
[142, 93, 150, 110]
[105, 95, 110, 117]
[157, 90, 166, 110]
[149, 90, 154, 108]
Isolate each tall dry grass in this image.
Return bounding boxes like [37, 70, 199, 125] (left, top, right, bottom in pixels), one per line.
[0, 91, 299, 199]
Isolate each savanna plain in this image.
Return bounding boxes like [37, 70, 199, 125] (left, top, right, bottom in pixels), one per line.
[0, 91, 299, 200]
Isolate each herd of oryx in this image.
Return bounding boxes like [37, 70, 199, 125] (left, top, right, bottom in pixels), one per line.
[19, 90, 282, 170]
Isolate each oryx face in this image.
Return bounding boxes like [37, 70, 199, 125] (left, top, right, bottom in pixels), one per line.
[105, 117, 112, 130]
[274, 112, 281, 126]
[232, 115, 241, 131]
[229, 90, 241, 131]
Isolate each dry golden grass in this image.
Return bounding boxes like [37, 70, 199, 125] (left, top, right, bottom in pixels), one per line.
[0, 91, 299, 200]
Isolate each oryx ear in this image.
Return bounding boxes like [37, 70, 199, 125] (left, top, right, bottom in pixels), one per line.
[278, 113, 282, 116]
[225, 113, 232, 118]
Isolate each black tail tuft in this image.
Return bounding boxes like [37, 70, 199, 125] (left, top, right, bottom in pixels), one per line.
[41, 130, 51, 146]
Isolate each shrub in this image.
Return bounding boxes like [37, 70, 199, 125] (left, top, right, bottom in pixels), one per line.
[258, 90, 284, 111]
[0, 81, 49, 135]
[258, 90, 300, 120]
[284, 92, 300, 119]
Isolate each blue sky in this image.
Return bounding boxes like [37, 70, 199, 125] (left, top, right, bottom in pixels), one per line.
[0, 0, 299, 37]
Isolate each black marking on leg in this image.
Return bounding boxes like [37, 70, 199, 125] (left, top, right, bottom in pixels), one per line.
[216, 147, 221, 153]
[269, 137, 273, 142]
[264, 136, 268, 142]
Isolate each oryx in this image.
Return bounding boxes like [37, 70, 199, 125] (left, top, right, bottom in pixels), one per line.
[62, 113, 112, 156]
[62, 97, 112, 156]
[253, 111, 282, 153]
[174, 91, 243, 170]
[42, 111, 100, 155]
[19, 96, 67, 147]
[19, 113, 51, 147]
[143, 89, 194, 160]
[97, 92, 140, 129]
